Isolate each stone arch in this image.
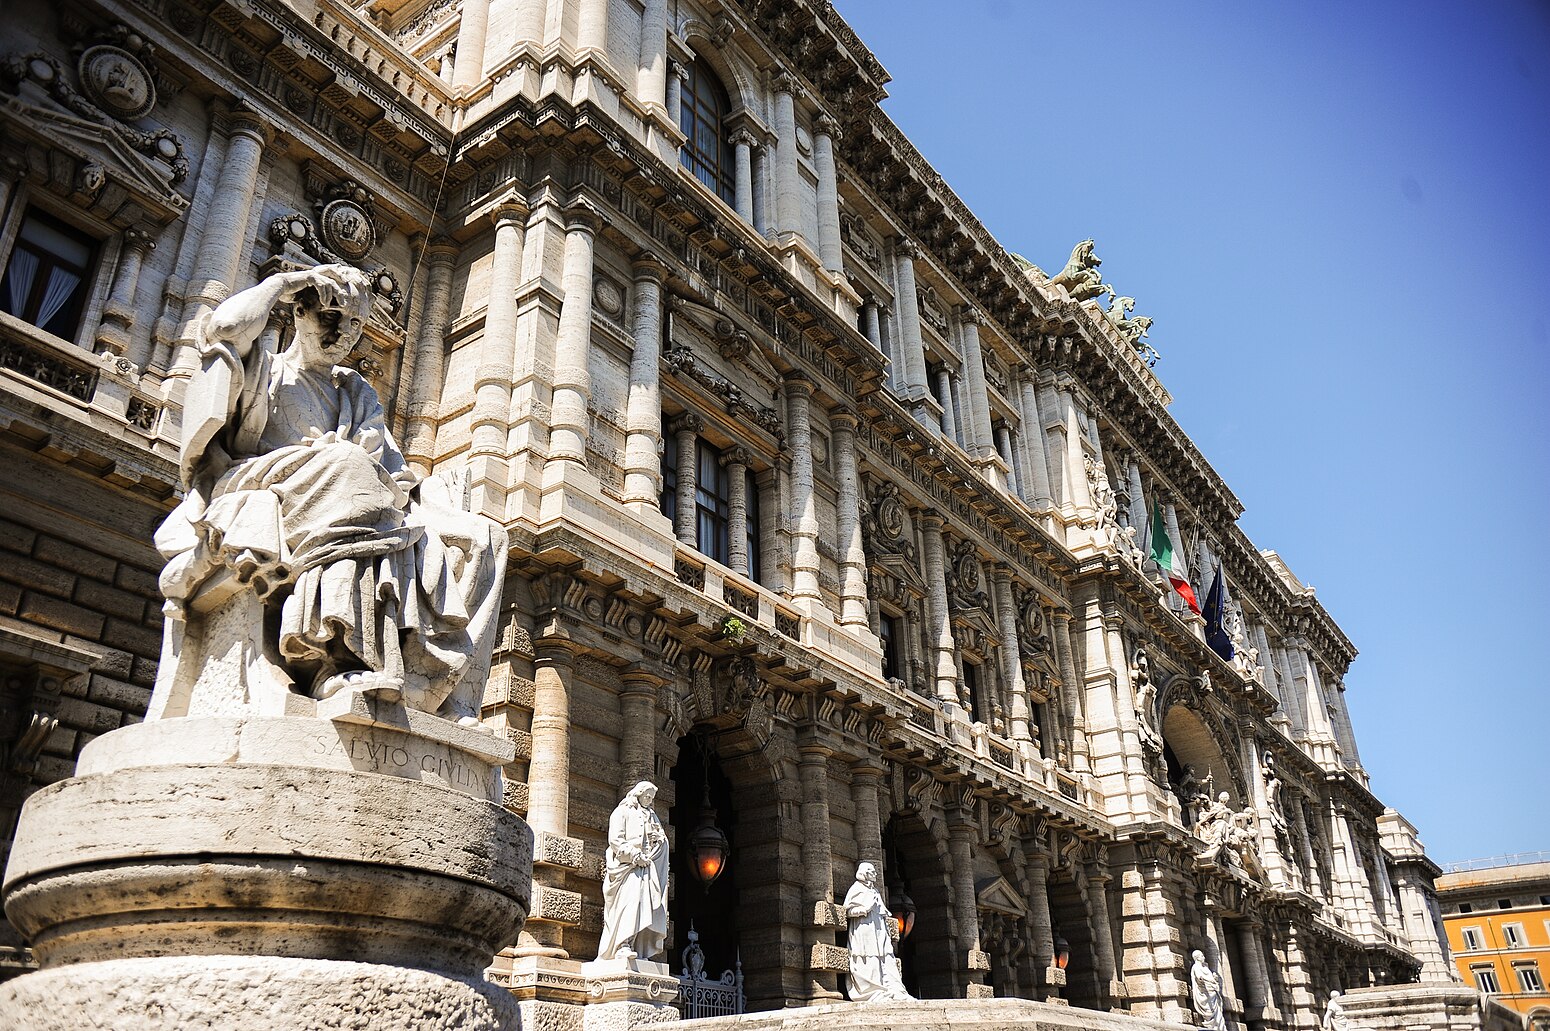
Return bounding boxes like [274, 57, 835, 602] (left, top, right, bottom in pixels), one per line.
[674, 24, 761, 118]
[884, 810, 958, 1000]
[664, 710, 799, 1012]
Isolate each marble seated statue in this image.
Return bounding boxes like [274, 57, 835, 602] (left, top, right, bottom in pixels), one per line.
[843, 861, 913, 1002]
[597, 781, 669, 963]
[150, 263, 507, 724]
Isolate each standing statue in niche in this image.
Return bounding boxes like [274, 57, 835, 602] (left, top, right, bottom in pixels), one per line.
[598, 781, 670, 963]
[1131, 647, 1162, 754]
[1189, 949, 1228, 1031]
[843, 862, 913, 1002]
[1263, 753, 1288, 832]
[152, 264, 507, 722]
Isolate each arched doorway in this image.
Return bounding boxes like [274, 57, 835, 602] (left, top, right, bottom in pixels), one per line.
[1162, 703, 1240, 827]
[1047, 869, 1103, 1009]
[884, 813, 956, 999]
[670, 734, 739, 982]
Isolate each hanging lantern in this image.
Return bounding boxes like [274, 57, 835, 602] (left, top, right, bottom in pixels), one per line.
[890, 889, 917, 940]
[1053, 931, 1070, 970]
[688, 784, 730, 888]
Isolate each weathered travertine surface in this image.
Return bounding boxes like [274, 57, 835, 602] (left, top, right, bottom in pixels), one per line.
[666, 998, 1195, 1031]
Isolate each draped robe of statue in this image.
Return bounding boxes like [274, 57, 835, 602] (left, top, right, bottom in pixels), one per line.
[598, 782, 670, 961]
[152, 264, 506, 720]
[1190, 950, 1228, 1031]
[843, 862, 912, 1002]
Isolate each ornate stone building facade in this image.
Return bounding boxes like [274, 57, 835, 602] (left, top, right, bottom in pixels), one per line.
[0, 0, 1454, 1027]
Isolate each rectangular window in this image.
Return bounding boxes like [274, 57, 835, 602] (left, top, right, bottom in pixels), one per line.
[962, 660, 982, 723]
[880, 613, 903, 683]
[744, 470, 760, 582]
[1499, 898, 1513, 910]
[0, 209, 97, 341]
[1459, 903, 1473, 914]
[1503, 924, 1525, 948]
[660, 415, 677, 524]
[1517, 963, 1544, 993]
[1461, 927, 1483, 951]
[1473, 965, 1500, 993]
[695, 439, 730, 565]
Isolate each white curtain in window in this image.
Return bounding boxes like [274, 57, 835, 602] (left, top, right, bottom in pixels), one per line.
[35, 267, 81, 328]
[5, 248, 38, 314]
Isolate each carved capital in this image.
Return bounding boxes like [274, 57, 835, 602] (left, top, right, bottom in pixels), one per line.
[719, 445, 753, 469]
[491, 198, 529, 228]
[631, 251, 667, 282]
[563, 200, 603, 235]
[813, 113, 842, 141]
[669, 412, 704, 435]
[729, 127, 760, 149]
[782, 372, 814, 395]
[895, 238, 922, 260]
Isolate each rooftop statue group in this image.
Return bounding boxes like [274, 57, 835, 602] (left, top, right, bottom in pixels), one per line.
[153, 264, 506, 722]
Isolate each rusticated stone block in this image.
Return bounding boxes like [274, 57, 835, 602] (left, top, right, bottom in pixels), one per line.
[967, 948, 991, 971]
[965, 982, 995, 998]
[532, 884, 583, 925]
[537, 831, 586, 870]
[809, 943, 849, 972]
[812, 900, 842, 927]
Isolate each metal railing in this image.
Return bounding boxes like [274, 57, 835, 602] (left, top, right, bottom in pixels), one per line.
[675, 926, 744, 1020]
[1443, 851, 1550, 873]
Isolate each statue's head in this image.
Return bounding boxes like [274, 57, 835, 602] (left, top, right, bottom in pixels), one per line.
[1192, 949, 1206, 964]
[292, 264, 373, 367]
[627, 780, 657, 807]
[1218, 792, 1230, 803]
[856, 861, 877, 886]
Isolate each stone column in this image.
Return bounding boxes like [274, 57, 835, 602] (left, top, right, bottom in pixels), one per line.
[724, 447, 751, 576]
[621, 256, 666, 508]
[547, 206, 598, 469]
[946, 804, 986, 994]
[671, 414, 701, 545]
[452, 0, 490, 90]
[936, 368, 959, 443]
[785, 376, 823, 604]
[618, 670, 662, 787]
[920, 511, 960, 708]
[1083, 859, 1120, 1008]
[95, 227, 154, 361]
[402, 241, 459, 476]
[997, 424, 1021, 497]
[468, 201, 528, 515]
[529, 646, 573, 840]
[666, 60, 687, 127]
[771, 73, 803, 240]
[991, 565, 1031, 748]
[1236, 919, 1272, 1021]
[637, 0, 668, 109]
[892, 241, 929, 406]
[754, 132, 773, 236]
[863, 300, 882, 349]
[576, 0, 608, 54]
[170, 109, 269, 382]
[1019, 372, 1055, 510]
[850, 761, 885, 870]
[1063, 387, 1094, 521]
[731, 128, 757, 224]
[1023, 843, 1056, 999]
[1125, 459, 1147, 544]
[958, 308, 997, 463]
[1052, 610, 1089, 773]
[798, 743, 840, 1001]
[830, 410, 869, 626]
[812, 115, 843, 273]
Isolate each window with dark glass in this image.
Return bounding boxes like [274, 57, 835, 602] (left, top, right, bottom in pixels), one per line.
[880, 613, 903, 683]
[660, 414, 678, 524]
[696, 439, 730, 565]
[744, 470, 761, 582]
[0, 210, 97, 341]
[679, 58, 735, 206]
[962, 660, 982, 723]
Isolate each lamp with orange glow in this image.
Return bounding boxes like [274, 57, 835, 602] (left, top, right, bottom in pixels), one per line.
[688, 786, 729, 888]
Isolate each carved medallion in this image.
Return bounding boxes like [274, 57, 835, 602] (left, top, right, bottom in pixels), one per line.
[319, 198, 375, 261]
[77, 44, 156, 121]
[593, 274, 625, 319]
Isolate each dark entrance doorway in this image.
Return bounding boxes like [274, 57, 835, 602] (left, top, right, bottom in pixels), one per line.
[670, 734, 739, 979]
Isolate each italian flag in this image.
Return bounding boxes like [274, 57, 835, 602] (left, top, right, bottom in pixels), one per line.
[1150, 502, 1201, 614]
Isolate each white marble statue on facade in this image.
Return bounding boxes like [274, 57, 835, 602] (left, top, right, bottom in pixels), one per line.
[153, 264, 507, 722]
[1190, 949, 1229, 1031]
[842, 861, 913, 1003]
[1322, 990, 1371, 1031]
[598, 781, 670, 963]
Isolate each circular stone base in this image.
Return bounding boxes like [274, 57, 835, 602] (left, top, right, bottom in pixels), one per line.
[0, 954, 522, 1031]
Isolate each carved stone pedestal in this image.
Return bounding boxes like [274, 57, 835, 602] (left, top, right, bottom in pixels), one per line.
[579, 957, 681, 1031]
[0, 710, 531, 1030]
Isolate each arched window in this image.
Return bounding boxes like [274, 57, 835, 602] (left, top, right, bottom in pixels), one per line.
[679, 57, 735, 206]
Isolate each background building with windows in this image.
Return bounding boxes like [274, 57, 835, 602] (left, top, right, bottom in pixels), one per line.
[1439, 856, 1550, 1027]
[0, 0, 1464, 1027]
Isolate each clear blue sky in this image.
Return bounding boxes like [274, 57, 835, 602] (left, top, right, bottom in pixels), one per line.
[832, 0, 1550, 865]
